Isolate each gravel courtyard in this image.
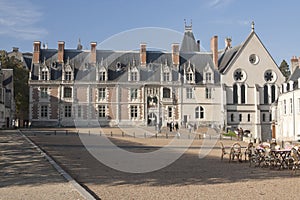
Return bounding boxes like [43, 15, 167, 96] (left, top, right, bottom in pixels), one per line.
[17, 128, 300, 200]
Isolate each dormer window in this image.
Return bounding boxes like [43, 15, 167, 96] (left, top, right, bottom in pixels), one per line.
[41, 70, 48, 80]
[185, 61, 194, 83]
[99, 71, 106, 81]
[186, 72, 193, 82]
[206, 73, 212, 82]
[163, 72, 170, 82]
[65, 71, 72, 81]
[130, 71, 138, 81]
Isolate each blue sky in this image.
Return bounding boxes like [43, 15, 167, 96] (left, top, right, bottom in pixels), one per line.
[0, 0, 298, 66]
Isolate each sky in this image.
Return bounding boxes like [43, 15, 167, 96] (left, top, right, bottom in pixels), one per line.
[0, 0, 299, 66]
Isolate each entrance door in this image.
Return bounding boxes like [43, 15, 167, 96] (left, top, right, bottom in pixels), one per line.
[148, 112, 157, 126]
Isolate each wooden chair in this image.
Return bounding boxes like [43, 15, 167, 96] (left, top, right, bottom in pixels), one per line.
[290, 146, 300, 174]
[229, 142, 242, 162]
[220, 142, 230, 161]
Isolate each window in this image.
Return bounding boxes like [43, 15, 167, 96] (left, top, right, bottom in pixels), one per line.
[230, 114, 234, 122]
[247, 114, 251, 122]
[99, 71, 106, 81]
[262, 113, 266, 122]
[271, 85, 276, 103]
[195, 106, 204, 119]
[40, 88, 48, 99]
[130, 105, 138, 119]
[290, 98, 293, 114]
[205, 87, 212, 99]
[206, 72, 212, 82]
[239, 114, 242, 122]
[98, 88, 106, 100]
[269, 113, 272, 122]
[64, 87, 72, 98]
[98, 105, 106, 118]
[41, 105, 48, 118]
[163, 88, 171, 98]
[233, 84, 238, 104]
[186, 72, 193, 82]
[130, 88, 138, 101]
[168, 107, 172, 118]
[241, 84, 246, 104]
[163, 72, 170, 82]
[284, 100, 287, 114]
[287, 83, 290, 91]
[77, 105, 82, 118]
[186, 88, 193, 99]
[264, 85, 268, 104]
[65, 71, 72, 81]
[41, 70, 48, 80]
[131, 72, 137, 81]
[64, 105, 72, 117]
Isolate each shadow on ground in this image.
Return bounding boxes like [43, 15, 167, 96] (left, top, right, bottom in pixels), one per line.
[0, 130, 66, 188]
[20, 129, 296, 189]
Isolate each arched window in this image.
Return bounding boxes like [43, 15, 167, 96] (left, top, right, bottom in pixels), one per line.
[233, 84, 238, 104]
[271, 85, 276, 103]
[241, 84, 246, 104]
[264, 85, 268, 104]
[195, 106, 204, 119]
[239, 114, 242, 122]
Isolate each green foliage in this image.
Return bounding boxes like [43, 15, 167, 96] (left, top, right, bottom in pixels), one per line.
[0, 50, 29, 120]
[279, 60, 291, 81]
[223, 130, 236, 137]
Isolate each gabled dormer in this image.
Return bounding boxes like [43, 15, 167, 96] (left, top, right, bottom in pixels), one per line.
[128, 60, 139, 82]
[184, 60, 195, 84]
[96, 58, 108, 81]
[39, 58, 50, 81]
[161, 60, 172, 82]
[62, 57, 74, 81]
[203, 63, 214, 84]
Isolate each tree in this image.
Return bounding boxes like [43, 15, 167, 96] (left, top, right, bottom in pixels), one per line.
[0, 50, 29, 121]
[279, 60, 291, 81]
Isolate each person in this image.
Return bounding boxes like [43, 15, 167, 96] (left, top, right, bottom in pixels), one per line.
[175, 122, 179, 131]
[169, 122, 173, 132]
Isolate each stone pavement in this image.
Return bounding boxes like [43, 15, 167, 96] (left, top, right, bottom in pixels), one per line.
[0, 129, 84, 200]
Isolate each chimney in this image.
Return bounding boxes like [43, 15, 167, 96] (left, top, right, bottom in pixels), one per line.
[172, 43, 180, 66]
[290, 56, 298, 74]
[90, 42, 97, 64]
[58, 41, 65, 63]
[197, 40, 200, 52]
[140, 43, 146, 67]
[225, 37, 232, 49]
[210, 36, 218, 69]
[33, 41, 41, 64]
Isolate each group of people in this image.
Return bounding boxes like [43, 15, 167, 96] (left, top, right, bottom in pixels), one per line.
[167, 121, 179, 132]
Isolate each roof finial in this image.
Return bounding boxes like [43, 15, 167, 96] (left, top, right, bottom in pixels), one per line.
[251, 21, 255, 32]
[184, 19, 192, 31]
[77, 38, 83, 50]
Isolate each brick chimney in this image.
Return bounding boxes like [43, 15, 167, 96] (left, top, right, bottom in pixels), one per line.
[58, 41, 65, 63]
[140, 43, 146, 67]
[210, 36, 218, 69]
[172, 43, 180, 66]
[90, 42, 97, 64]
[290, 56, 298, 74]
[33, 41, 41, 64]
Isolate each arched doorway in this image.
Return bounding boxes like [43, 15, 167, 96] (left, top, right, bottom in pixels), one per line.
[148, 112, 157, 126]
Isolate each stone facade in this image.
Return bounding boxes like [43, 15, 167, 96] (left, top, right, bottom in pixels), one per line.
[28, 22, 285, 141]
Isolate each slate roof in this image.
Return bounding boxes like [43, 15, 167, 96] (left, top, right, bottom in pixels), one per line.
[31, 48, 219, 84]
[288, 67, 300, 82]
[180, 29, 199, 52]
